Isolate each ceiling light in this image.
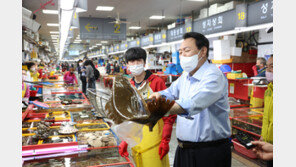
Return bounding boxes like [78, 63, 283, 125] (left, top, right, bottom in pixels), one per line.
[47, 23, 59, 27]
[129, 26, 141, 30]
[96, 43, 102, 46]
[60, 0, 75, 10]
[50, 31, 59, 34]
[101, 41, 108, 44]
[96, 6, 114, 11]
[70, 26, 78, 29]
[42, 10, 59, 14]
[149, 15, 165, 20]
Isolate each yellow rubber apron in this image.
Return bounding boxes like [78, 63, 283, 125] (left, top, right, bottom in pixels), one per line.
[131, 81, 169, 167]
[22, 82, 27, 98]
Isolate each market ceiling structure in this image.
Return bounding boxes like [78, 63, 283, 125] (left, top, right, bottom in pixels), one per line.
[22, 0, 255, 58]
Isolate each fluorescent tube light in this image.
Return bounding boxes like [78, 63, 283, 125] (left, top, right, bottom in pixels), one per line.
[129, 26, 141, 30]
[60, 0, 75, 10]
[96, 6, 114, 11]
[101, 41, 108, 44]
[96, 43, 102, 46]
[42, 10, 58, 14]
[50, 31, 59, 34]
[149, 15, 165, 20]
[47, 23, 59, 27]
[71, 26, 78, 29]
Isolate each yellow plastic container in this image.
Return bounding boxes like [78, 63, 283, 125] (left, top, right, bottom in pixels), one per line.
[76, 123, 110, 132]
[227, 72, 243, 79]
[45, 111, 71, 121]
[212, 58, 233, 64]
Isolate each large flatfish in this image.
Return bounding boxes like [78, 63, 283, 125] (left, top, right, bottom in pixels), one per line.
[105, 75, 149, 124]
[105, 75, 175, 131]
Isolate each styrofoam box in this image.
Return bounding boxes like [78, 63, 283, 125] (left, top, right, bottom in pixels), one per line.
[224, 1, 241, 10]
[231, 47, 242, 56]
[210, 3, 223, 9]
[209, 3, 223, 16]
[213, 39, 231, 60]
[200, 8, 208, 16]
[218, 6, 227, 13]
[224, 35, 236, 48]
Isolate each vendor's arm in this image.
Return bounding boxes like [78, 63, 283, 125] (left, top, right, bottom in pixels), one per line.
[150, 77, 181, 100]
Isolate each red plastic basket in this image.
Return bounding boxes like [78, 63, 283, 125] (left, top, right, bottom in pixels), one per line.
[232, 138, 257, 159]
[30, 90, 37, 97]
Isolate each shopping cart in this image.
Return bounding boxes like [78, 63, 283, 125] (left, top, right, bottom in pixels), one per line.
[87, 88, 111, 118]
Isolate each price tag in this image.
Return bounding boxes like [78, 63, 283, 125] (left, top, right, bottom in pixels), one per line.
[230, 83, 235, 94]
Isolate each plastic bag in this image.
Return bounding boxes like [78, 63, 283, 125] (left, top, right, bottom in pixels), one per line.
[111, 121, 143, 148]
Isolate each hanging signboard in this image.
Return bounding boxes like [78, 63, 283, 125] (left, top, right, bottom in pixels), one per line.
[128, 38, 141, 48]
[247, 0, 273, 26]
[71, 11, 79, 28]
[167, 25, 185, 42]
[236, 4, 248, 28]
[185, 21, 192, 33]
[153, 32, 162, 45]
[114, 44, 120, 52]
[193, 9, 236, 35]
[120, 42, 128, 51]
[79, 17, 126, 40]
[141, 34, 153, 47]
[109, 46, 114, 53]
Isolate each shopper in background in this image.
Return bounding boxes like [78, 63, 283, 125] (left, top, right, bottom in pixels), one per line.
[105, 60, 111, 75]
[251, 141, 273, 161]
[77, 59, 87, 94]
[22, 63, 32, 83]
[22, 69, 30, 102]
[260, 55, 273, 167]
[38, 64, 45, 79]
[114, 61, 120, 74]
[63, 67, 78, 85]
[150, 32, 232, 167]
[121, 61, 127, 75]
[26, 61, 39, 82]
[119, 47, 176, 167]
[84, 60, 96, 90]
[252, 57, 267, 77]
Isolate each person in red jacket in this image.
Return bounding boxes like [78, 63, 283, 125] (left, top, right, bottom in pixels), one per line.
[63, 67, 78, 85]
[118, 47, 176, 167]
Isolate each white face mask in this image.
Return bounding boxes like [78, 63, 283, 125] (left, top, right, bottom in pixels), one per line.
[30, 67, 36, 71]
[22, 75, 26, 81]
[180, 50, 203, 73]
[128, 64, 145, 76]
[79, 63, 83, 66]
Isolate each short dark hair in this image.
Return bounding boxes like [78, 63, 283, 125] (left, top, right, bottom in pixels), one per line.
[84, 60, 95, 69]
[25, 61, 36, 70]
[124, 47, 147, 63]
[183, 32, 209, 57]
[257, 57, 267, 65]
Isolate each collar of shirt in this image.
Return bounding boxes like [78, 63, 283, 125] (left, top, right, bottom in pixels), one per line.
[186, 60, 210, 81]
[258, 67, 266, 73]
